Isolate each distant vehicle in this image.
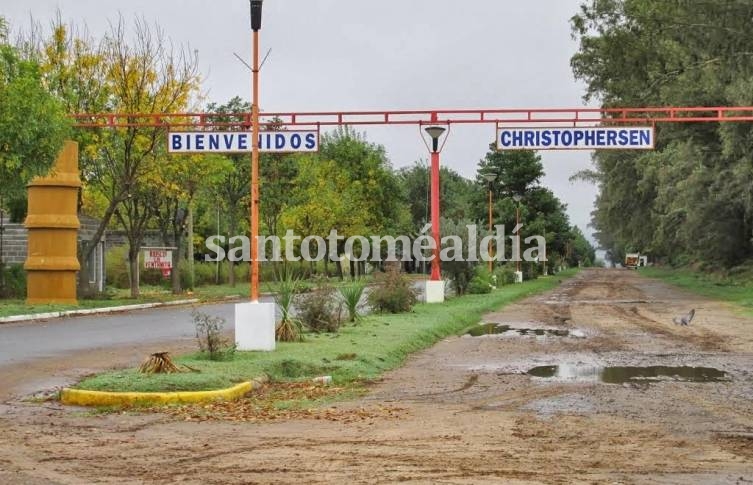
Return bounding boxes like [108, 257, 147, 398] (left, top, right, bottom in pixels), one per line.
[625, 253, 640, 269]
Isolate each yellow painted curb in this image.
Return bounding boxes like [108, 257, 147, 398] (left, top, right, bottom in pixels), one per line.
[60, 377, 266, 407]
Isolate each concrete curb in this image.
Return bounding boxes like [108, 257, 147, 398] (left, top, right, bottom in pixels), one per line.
[0, 298, 201, 324]
[60, 376, 268, 407]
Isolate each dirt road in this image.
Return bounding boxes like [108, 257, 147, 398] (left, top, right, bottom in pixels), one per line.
[1, 269, 752, 484]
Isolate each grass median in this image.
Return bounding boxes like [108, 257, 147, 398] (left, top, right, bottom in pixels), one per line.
[75, 270, 578, 393]
[640, 266, 753, 316]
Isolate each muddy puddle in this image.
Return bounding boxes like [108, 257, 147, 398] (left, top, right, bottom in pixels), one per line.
[527, 365, 729, 383]
[466, 323, 570, 337]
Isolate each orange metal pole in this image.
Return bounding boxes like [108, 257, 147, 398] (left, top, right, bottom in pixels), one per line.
[250, 29, 260, 301]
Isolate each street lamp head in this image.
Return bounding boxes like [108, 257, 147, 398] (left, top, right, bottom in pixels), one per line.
[250, 0, 263, 31]
[424, 125, 446, 140]
[482, 172, 497, 183]
[424, 125, 446, 152]
[512, 194, 522, 202]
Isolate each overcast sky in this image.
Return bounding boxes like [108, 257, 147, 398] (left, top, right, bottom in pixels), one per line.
[4, 0, 601, 243]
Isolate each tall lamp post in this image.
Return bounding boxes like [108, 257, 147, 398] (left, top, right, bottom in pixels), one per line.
[422, 114, 447, 303]
[250, 0, 262, 302]
[482, 172, 497, 272]
[235, 0, 276, 352]
[512, 193, 523, 283]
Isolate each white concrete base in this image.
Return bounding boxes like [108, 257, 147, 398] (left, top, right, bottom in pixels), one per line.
[235, 301, 276, 351]
[424, 280, 445, 303]
[514, 271, 524, 284]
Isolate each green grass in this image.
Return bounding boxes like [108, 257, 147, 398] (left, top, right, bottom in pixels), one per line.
[640, 266, 753, 315]
[0, 297, 179, 318]
[75, 270, 578, 393]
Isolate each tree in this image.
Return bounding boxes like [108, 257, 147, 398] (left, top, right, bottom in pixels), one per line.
[203, 98, 251, 287]
[285, 127, 409, 278]
[475, 143, 544, 200]
[571, 0, 753, 268]
[398, 162, 475, 230]
[88, 17, 200, 297]
[319, 127, 410, 237]
[16, 15, 110, 290]
[18, 15, 200, 296]
[281, 155, 353, 277]
[0, 16, 69, 198]
[471, 143, 592, 274]
[0, 16, 70, 296]
[151, 153, 229, 293]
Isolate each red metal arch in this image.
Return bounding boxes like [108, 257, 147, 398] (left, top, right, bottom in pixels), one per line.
[71, 106, 753, 129]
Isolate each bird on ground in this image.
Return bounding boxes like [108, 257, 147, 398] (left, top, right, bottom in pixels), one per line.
[673, 309, 695, 326]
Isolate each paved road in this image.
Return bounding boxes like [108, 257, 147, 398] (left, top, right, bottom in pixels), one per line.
[0, 282, 426, 398]
[0, 298, 274, 367]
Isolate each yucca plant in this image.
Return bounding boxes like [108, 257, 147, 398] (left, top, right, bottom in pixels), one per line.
[339, 278, 367, 323]
[274, 267, 303, 342]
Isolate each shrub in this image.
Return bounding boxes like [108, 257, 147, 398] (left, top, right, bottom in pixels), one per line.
[193, 310, 236, 361]
[185, 261, 217, 287]
[368, 268, 418, 313]
[298, 284, 343, 333]
[468, 266, 494, 294]
[443, 260, 475, 295]
[105, 245, 131, 289]
[140, 267, 165, 287]
[494, 265, 516, 286]
[0, 263, 26, 299]
[274, 268, 303, 341]
[235, 261, 250, 282]
[339, 278, 367, 322]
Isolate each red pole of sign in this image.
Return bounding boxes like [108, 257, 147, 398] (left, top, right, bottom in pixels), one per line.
[429, 113, 441, 282]
[515, 204, 521, 274]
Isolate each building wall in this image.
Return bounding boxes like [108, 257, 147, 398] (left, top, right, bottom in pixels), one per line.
[1, 211, 107, 292]
[0, 220, 28, 265]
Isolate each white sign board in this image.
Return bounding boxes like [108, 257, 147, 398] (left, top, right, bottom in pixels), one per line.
[168, 131, 319, 153]
[143, 249, 173, 269]
[497, 126, 654, 150]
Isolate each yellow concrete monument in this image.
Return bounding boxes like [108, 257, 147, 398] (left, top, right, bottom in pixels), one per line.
[24, 141, 81, 304]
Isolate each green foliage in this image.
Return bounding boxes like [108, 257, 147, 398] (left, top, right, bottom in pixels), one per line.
[105, 246, 130, 289]
[471, 143, 593, 269]
[281, 127, 411, 260]
[274, 268, 303, 342]
[4, 196, 26, 223]
[192, 310, 236, 361]
[338, 278, 367, 323]
[0, 19, 70, 196]
[467, 266, 494, 294]
[439, 217, 483, 295]
[398, 162, 475, 229]
[571, 0, 753, 268]
[475, 144, 544, 198]
[180, 260, 217, 288]
[0, 263, 26, 299]
[367, 268, 418, 313]
[494, 265, 516, 285]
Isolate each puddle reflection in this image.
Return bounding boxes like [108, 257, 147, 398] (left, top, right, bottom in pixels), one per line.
[527, 365, 728, 383]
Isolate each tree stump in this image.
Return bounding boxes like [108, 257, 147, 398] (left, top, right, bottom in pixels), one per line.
[139, 352, 181, 374]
